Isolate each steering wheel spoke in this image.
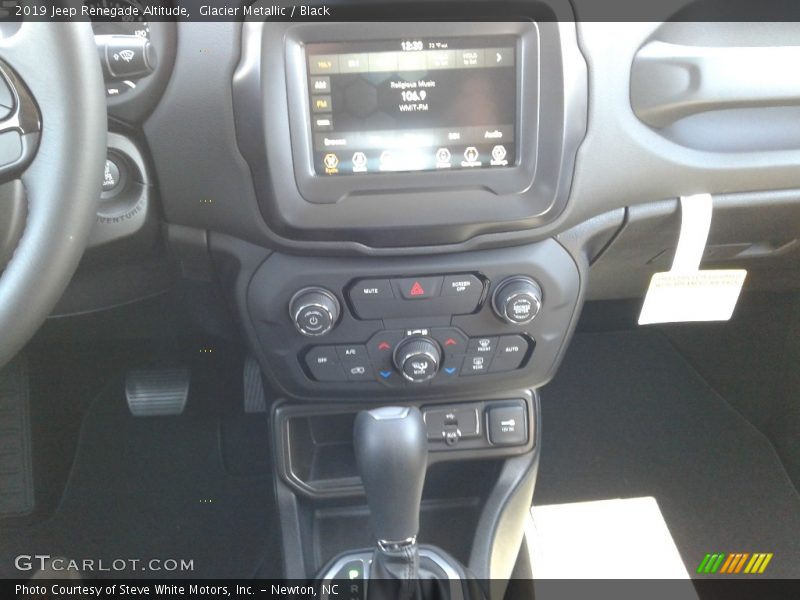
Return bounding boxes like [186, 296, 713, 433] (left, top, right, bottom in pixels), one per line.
[0, 58, 41, 181]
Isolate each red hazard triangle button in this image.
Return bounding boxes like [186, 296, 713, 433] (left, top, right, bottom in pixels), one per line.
[394, 276, 442, 300]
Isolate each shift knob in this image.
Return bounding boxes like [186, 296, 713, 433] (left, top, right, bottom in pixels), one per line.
[354, 406, 428, 545]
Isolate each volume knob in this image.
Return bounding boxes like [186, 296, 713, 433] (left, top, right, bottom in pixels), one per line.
[289, 287, 340, 336]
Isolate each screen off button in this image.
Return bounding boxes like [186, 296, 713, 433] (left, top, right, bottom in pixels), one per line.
[441, 275, 482, 298]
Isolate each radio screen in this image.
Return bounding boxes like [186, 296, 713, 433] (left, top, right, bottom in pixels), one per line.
[305, 36, 517, 176]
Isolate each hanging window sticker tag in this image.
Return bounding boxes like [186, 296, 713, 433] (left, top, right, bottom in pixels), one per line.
[638, 194, 746, 325]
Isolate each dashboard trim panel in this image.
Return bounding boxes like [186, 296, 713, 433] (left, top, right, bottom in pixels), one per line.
[231, 5, 588, 250]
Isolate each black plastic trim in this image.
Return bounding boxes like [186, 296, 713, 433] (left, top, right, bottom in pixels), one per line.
[230, 5, 587, 250]
[468, 391, 541, 590]
[273, 393, 536, 499]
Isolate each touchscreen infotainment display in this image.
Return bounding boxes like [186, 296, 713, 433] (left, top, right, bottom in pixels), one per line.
[305, 36, 517, 176]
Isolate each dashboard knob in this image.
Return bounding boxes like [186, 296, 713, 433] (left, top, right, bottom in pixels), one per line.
[492, 276, 542, 325]
[289, 287, 340, 336]
[393, 337, 441, 383]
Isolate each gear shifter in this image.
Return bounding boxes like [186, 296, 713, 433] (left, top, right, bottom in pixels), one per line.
[317, 405, 485, 600]
[354, 406, 428, 550]
[354, 406, 427, 594]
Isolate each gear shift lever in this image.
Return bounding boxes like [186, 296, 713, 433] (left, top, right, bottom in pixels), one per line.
[316, 406, 483, 599]
[354, 406, 428, 549]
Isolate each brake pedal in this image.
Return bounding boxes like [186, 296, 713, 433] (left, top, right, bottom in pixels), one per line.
[125, 368, 189, 417]
[0, 356, 34, 516]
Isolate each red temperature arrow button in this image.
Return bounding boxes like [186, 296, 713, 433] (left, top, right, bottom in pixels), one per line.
[367, 331, 405, 370]
[430, 328, 468, 355]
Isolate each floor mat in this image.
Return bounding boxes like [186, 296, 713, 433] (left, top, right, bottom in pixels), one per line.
[534, 331, 800, 578]
[0, 357, 34, 517]
[0, 381, 278, 579]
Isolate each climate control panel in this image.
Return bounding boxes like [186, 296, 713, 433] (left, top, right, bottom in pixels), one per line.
[303, 328, 533, 385]
[245, 240, 581, 400]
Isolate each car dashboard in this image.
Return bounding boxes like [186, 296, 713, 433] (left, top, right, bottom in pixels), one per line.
[37, 0, 800, 583]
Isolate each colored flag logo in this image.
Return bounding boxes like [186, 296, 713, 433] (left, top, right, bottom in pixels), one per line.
[697, 552, 773, 575]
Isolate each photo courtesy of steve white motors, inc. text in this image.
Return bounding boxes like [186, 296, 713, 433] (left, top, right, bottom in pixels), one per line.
[16, 583, 329, 598]
[16, 584, 237, 598]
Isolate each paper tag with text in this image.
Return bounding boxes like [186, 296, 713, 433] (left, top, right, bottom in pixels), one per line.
[638, 270, 747, 325]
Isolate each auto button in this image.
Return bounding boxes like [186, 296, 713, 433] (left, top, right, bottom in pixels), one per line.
[489, 335, 529, 372]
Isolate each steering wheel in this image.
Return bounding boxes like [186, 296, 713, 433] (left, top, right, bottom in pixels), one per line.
[0, 21, 107, 367]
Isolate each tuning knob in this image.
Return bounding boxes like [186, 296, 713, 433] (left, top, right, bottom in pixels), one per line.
[393, 336, 441, 383]
[492, 276, 542, 324]
[289, 287, 340, 336]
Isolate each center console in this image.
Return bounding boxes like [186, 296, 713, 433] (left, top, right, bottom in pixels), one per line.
[247, 241, 579, 399]
[219, 2, 588, 592]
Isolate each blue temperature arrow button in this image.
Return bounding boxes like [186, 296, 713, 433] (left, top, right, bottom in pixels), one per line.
[443, 367, 457, 375]
[379, 370, 393, 379]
